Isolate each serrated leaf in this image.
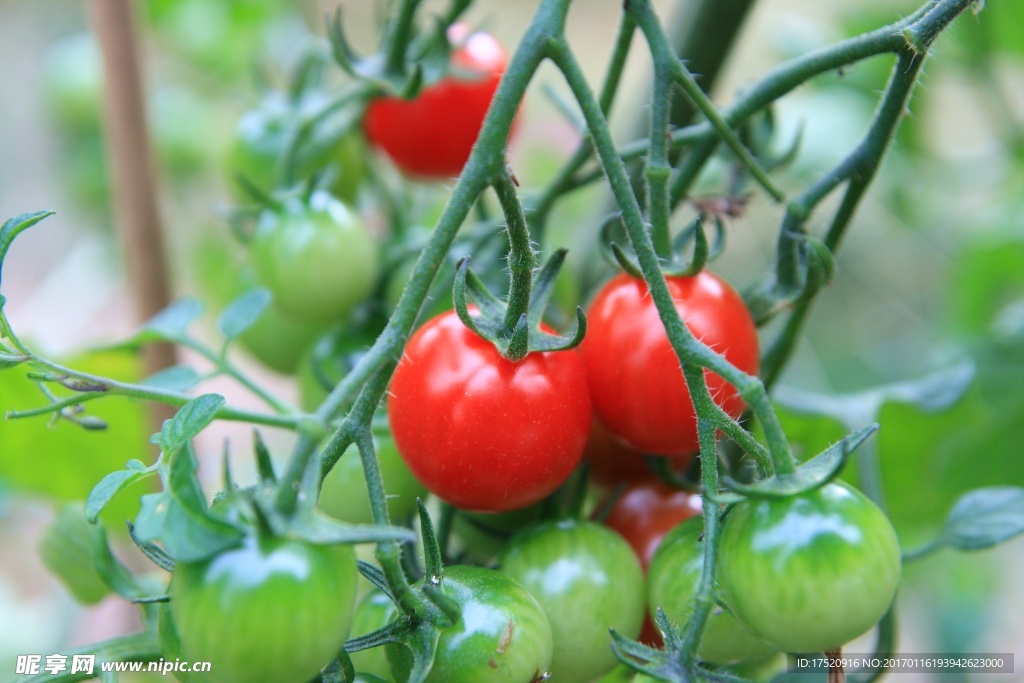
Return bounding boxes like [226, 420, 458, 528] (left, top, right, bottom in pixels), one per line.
[724, 425, 876, 499]
[140, 365, 202, 392]
[86, 468, 152, 523]
[286, 509, 417, 546]
[157, 394, 225, 454]
[133, 448, 244, 563]
[0, 211, 54, 290]
[941, 487, 1024, 551]
[217, 288, 272, 341]
[139, 298, 204, 342]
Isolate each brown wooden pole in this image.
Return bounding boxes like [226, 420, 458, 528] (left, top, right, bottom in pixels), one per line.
[88, 0, 177, 396]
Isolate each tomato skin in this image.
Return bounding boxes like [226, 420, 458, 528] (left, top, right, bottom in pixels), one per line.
[387, 310, 591, 513]
[170, 536, 358, 683]
[718, 482, 901, 653]
[319, 432, 427, 525]
[364, 28, 512, 179]
[600, 480, 703, 570]
[648, 517, 776, 664]
[582, 272, 759, 456]
[500, 520, 646, 683]
[250, 192, 379, 325]
[386, 565, 553, 683]
[584, 420, 695, 487]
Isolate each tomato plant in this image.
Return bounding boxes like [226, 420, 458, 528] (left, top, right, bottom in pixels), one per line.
[717, 482, 902, 653]
[170, 536, 358, 683]
[387, 310, 591, 512]
[249, 191, 379, 325]
[648, 517, 776, 664]
[582, 272, 759, 456]
[500, 519, 646, 683]
[599, 479, 703, 570]
[385, 565, 553, 683]
[364, 26, 512, 179]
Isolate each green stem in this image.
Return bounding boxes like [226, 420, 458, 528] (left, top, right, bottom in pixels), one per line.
[676, 400, 723, 665]
[384, 0, 424, 77]
[6, 358, 301, 430]
[177, 338, 294, 415]
[627, 0, 784, 203]
[646, 61, 674, 260]
[492, 169, 537, 332]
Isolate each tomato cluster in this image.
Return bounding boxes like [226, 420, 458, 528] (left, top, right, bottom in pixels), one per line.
[161, 17, 907, 683]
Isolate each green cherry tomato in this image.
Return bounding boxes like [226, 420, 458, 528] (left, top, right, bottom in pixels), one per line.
[500, 520, 646, 683]
[647, 517, 776, 665]
[386, 566, 553, 683]
[319, 431, 427, 525]
[250, 192, 379, 325]
[349, 590, 398, 682]
[170, 536, 358, 683]
[718, 482, 901, 653]
[228, 91, 367, 203]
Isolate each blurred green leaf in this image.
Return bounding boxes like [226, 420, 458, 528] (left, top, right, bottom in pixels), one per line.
[217, 287, 271, 341]
[38, 503, 110, 604]
[941, 487, 1024, 551]
[140, 364, 202, 392]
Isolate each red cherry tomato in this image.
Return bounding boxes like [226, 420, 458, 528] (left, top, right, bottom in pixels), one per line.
[599, 480, 702, 570]
[387, 310, 591, 512]
[582, 272, 759, 456]
[363, 26, 514, 179]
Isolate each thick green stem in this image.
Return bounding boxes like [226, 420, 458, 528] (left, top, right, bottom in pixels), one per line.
[384, 0, 424, 77]
[646, 63, 674, 259]
[492, 170, 537, 332]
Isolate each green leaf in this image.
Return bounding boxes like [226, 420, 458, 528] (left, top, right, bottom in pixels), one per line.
[0, 210, 54, 290]
[93, 523, 147, 599]
[723, 425, 876, 500]
[285, 508, 417, 546]
[86, 468, 153, 523]
[217, 287, 272, 341]
[140, 365, 202, 392]
[139, 298, 204, 342]
[134, 445, 243, 563]
[156, 393, 225, 454]
[941, 486, 1024, 551]
[38, 503, 110, 604]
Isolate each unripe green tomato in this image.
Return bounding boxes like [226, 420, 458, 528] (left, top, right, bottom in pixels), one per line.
[647, 517, 776, 664]
[499, 520, 646, 683]
[718, 482, 901, 653]
[170, 536, 357, 683]
[385, 566, 553, 683]
[250, 192, 379, 325]
[349, 590, 397, 682]
[318, 432, 427, 524]
[227, 92, 367, 204]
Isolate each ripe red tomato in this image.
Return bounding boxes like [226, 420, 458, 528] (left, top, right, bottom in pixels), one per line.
[363, 26, 513, 179]
[582, 272, 759, 456]
[387, 310, 591, 512]
[599, 480, 702, 570]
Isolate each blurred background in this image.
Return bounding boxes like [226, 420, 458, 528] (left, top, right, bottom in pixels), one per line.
[0, 0, 1022, 681]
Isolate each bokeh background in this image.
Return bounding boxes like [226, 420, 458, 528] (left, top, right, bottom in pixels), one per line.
[1, 0, 1022, 681]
